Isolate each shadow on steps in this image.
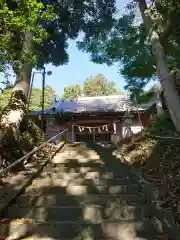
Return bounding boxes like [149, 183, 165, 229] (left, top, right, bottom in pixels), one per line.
[0, 142, 166, 239]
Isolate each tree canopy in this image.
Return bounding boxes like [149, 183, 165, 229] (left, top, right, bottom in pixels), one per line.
[136, 83, 161, 104]
[77, 0, 180, 94]
[83, 74, 121, 97]
[62, 74, 121, 98]
[63, 84, 82, 98]
[0, 0, 116, 75]
[30, 85, 58, 109]
[0, 0, 118, 146]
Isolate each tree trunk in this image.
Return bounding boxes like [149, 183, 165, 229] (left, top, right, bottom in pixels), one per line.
[0, 32, 33, 144]
[137, 0, 180, 131]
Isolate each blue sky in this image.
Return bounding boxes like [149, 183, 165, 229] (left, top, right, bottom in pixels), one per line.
[30, 0, 130, 96]
[0, 0, 155, 96]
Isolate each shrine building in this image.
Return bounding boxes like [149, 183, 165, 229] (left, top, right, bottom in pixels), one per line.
[29, 94, 157, 144]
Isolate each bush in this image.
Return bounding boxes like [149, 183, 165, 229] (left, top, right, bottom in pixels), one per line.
[117, 113, 180, 227]
[0, 118, 45, 174]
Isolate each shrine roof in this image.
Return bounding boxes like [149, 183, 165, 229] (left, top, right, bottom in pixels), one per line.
[29, 94, 156, 116]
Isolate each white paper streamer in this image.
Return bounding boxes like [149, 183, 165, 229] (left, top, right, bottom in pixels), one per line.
[113, 122, 116, 134]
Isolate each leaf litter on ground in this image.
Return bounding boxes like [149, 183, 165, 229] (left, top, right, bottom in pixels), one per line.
[117, 113, 180, 228]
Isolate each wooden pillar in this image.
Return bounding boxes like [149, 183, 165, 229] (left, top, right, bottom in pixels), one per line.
[113, 122, 116, 135]
[93, 133, 96, 143]
[72, 124, 75, 142]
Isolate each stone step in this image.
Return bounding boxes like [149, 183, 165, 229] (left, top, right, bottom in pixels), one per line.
[38, 171, 139, 185]
[51, 148, 102, 163]
[13, 194, 146, 207]
[44, 163, 106, 173]
[0, 219, 163, 239]
[2, 204, 153, 222]
[44, 164, 136, 178]
[26, 180, 141, 195]
[35, 177, 140, 188]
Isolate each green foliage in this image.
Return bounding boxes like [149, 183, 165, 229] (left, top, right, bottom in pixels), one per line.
[136, 91, 155, 104]
[0, 85, 58, 110]
[152, 0, 180, 42]
[77, 10, 156, 94]
[83, 74, 120, 96]
[62, 74, 121, 98]
[0, 0, 116, 75]
[21, 118, 45, 146]
[136, 83, 161, 104]
[147, 112, 176, 136]
[29, 85, 58, 110]
[0, 117, 45, 170]
[63, 84, 82, 98]
[117, 111, 180, 228]
[77, 1, 180, 94]
[0, 88, 12, 109]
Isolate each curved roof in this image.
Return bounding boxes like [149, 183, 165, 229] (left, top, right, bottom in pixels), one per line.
[29, 95, 156, 116]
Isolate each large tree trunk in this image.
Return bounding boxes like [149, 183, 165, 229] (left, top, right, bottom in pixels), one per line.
[137, 0, 180, 131]
[0, 32, 33, 144]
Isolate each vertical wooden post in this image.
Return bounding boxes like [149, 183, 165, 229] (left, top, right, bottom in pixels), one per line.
[113, 122, 116, 135]
[72, 124, 74, 142]
[93, 133, 95, 143]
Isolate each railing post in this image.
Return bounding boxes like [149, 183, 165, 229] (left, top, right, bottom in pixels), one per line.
[66, 129, 68, 143]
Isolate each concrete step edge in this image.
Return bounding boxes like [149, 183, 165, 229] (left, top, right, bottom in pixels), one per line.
[0, 218, 162, 225]
[18, 193, 144, 197]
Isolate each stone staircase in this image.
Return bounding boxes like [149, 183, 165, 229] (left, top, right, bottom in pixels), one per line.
[0, 142, 168, 239]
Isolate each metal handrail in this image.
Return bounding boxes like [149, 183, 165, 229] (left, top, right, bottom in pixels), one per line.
[0, 128, 68, 176]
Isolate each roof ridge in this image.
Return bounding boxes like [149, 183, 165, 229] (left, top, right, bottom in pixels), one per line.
[60, 94, 129, 101]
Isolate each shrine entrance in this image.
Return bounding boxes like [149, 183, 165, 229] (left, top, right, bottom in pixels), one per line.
[73, 122, 113, 143]
[75, 132, 111, 143]
[95, 133, 111, 142]
[76, 134, 93, 143]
